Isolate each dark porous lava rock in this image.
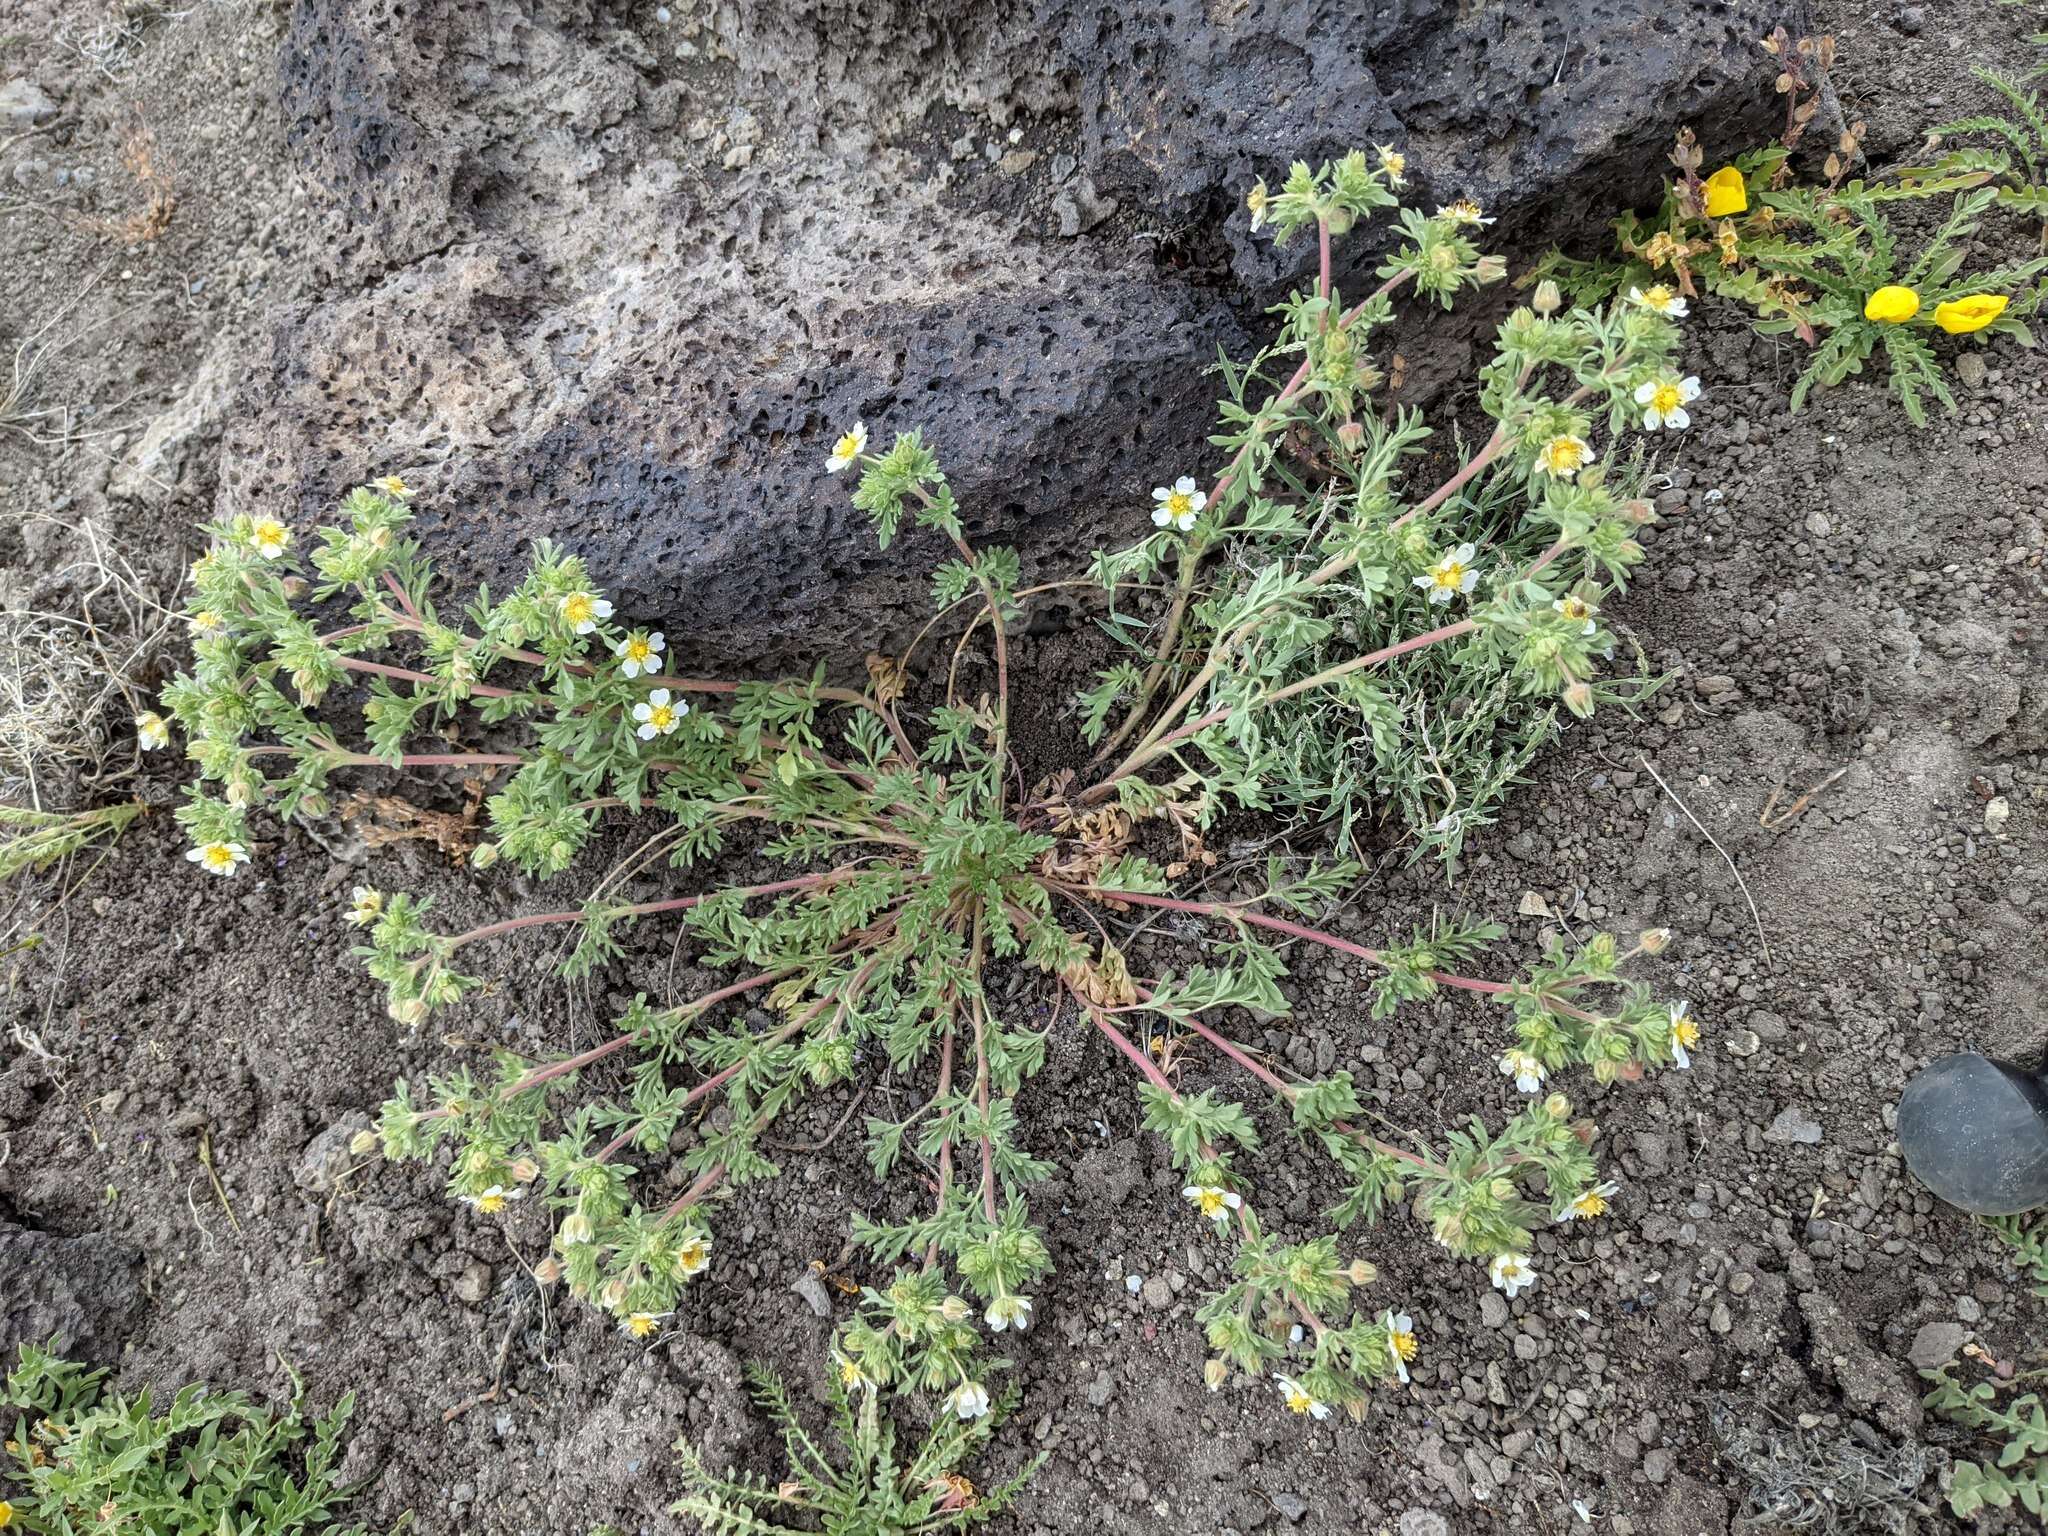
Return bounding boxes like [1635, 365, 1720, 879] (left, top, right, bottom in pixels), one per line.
[206, 0, 1782, 670]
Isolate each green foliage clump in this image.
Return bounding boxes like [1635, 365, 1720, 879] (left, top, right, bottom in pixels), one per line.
[154, 148, 1701, 1433]
[673, 1352, 1038, 1534]
[1532, 108, 2048, 425]
[0, 1344, 394, 1536]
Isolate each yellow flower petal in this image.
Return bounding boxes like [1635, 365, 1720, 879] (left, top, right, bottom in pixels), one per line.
[1863, 285, 1920, 324]
[1702, 166, 1747, 219]
[1932, 293, 2008, 335]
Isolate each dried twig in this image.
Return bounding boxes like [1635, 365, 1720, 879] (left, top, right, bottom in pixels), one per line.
[1759, 766, 1848, 830]
[1638, 754, 1773, 971]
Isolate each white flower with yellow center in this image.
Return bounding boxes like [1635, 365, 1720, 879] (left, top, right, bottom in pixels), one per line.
[1498, 1048, 1546, 1095]
[632, 689, 687, 740]
[1436, 197, 1494, 226]
[372, 474, 414, 498]
[1536, 434, 1591, 480]
[1384, 1310, 1418, 1383]
[1628, 284, 1689, 319]
[558, 591, 614, 634]
[191, 609, 225, 634]
[464, 1184, 524, 1215]
[985, 1293, 1034, 1332]
[621, 1311, 671, 1339]
[1376, 145, 1407, 186]
[1246, 178, 1270, 231]
[827, 420, 868, 473]
[1182, 1184, 1242, 1225]
[1634, 374, 1702, 432]
[1151, 476, 1207, 532]
[836, 1354, 870, 1393]
[186, 841, 249, 878]
[346, 885, 384, 926]
[946, 1380, 991, 1420]
[1560, 1180, 1619, 1222]
[674, 1232, 712, 1278]
[249, 518, 291, 559]
[1553, 594, 1598, 635]
[1669, 1000, 1701, 1068]
[614, 629, 666, 679]
[1274, 1374, 1331, 1420]
[1415, 543, 1480, 605]
[135, 711, 170, 751]
[1489, 1251, 1537, 1298]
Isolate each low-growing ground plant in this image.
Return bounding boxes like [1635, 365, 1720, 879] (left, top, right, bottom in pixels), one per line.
[1533, 63, 2048, 423]
[0, 1343, 394, 1535]
[673, 1349, 1039, 1533]
[155, 150, 1702, 1441]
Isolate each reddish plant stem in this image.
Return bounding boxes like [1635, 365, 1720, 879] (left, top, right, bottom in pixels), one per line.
[447, 873, 831, 950]
[923, 1022, 958, 1269]
[382, 569, 423, 624]
[1062, 884, 1510, 999]
[662, 1163, 727, 1220]
[334, 654, 520, 700]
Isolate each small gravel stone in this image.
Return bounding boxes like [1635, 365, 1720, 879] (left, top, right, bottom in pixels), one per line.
[1641, 1447, 1674, 1484]
[1765, 1105, 1824, 1145]
[1907, 1320, 1969, 1370]
[1398, 1511, 1450, 1536]
[1273, 1491, 1309, 1523]
[1480, 1291, 1511, 1329]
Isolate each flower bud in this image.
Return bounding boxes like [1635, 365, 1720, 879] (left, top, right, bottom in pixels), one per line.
[349, 1128, 381, 1157]
[469, 841, 500, 870]
[1474, 254, 1508, 284]
[533, 1255, 564, 1285]
[1532, 279, 1563, 316]
[1543, 1092, 1571, 1120]
[1344, 1257, 1378, 1288]
[1622, 498, 1657, 525]
[1203, 1358, 1230, 1393]
[1336, 421, 1365, 451]
[392, 998, 429, 1026]
[560, 1210, 594, 1245]
[1638, 927, 1673, 955]
[939, 1295, 971, 1323]
[301, 792, 329, 817]
[508, 1157, 540, 1184]
[600, 1277, 627, 1309]
[1561, 681, 1595, 719]
[1490, 1178, 1517, 1203]
[777, 1481, 805, 1503]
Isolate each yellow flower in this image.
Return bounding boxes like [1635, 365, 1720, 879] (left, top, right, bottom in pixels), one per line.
[558, 590, 614, 634]
[191, 609, 225, 633]
[1246, 178, 1270, 231]
[372, 474, 414, 498]
[186, 840, 249, 878]
[1702, 166, 1747, 218]
[1376, 145, 1406, 186]
[827, 421, 868, 474]
[1565, 1180, 1619, 1221]
[1182, 1184, 1242, 1223]
[463, 1184, 523, 1215]
[674, 1232, 712, 1278]
[1535, 434, 1591, 480]
[1932, 294, 2008, 335]
[0, 1497, 13, 1527]
[1863, 285, 1920, 324]
[1384, 1310, 1417, 1383]
[249, 518, 291, 559]
[1273, 1373, 1331, 1419]
[621, 1311, 668, 1339]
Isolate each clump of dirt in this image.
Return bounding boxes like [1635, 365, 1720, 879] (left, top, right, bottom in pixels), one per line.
[2, 1, 2046, 1534]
